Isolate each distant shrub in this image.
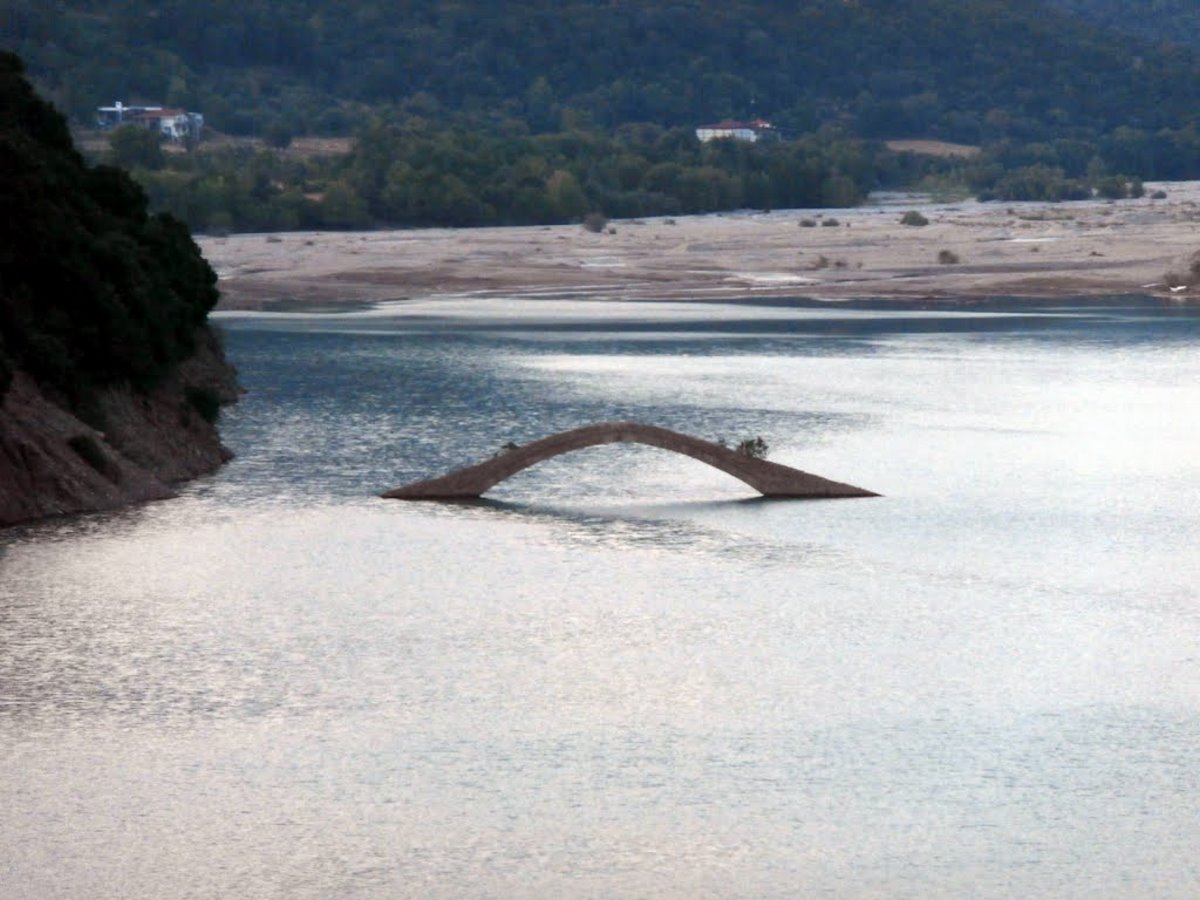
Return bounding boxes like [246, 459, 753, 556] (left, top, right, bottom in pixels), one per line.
[734, 436, 769, 459]
[900, 210, 929, 226]
[821, 217, 839, 226]
[983, 165, 1090, 202]
[262, 119, 294, 149]
[799, 218, 817, 227]
[937, 249, 960, 264]
[1150, 189, 1168, 200]
[1095, 177, 1124, 200]
[1163, 250, 1200, 291]
[108, 124, 166, 170]
[582, 211, 608, 233]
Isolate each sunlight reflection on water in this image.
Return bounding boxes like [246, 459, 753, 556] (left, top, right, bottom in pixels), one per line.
[2, 297, 1199, 898]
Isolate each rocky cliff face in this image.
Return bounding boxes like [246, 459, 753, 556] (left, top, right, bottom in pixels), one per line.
[0, 326, 239, 528]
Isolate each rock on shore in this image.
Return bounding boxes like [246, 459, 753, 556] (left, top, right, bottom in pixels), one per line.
[0, 327, 239, 528]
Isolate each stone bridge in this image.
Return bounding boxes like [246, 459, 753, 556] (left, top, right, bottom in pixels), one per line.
[382, 421, 878, 500]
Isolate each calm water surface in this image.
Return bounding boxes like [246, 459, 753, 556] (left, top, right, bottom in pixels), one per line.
[2, 296, 1199, 898]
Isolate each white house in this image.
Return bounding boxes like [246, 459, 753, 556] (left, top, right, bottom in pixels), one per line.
[96, 102, 204, 143]
[694, 118, 778, 143]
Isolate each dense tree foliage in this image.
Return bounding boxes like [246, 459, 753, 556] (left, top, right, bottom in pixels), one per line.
[128, 120, 878, 232]
[5, 1, 1196, 229]
[117, 117, 1156, 234]
[0, 52, 218, 405]
[1047, 0, 1200, 50]
[7, 0, 1200, 153]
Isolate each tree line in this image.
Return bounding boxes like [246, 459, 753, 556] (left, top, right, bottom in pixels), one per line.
[115, 120, 878, 233]
[105, 114, 1154, 235]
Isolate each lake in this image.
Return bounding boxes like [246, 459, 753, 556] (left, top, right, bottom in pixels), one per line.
[2, 294, 1198, 898]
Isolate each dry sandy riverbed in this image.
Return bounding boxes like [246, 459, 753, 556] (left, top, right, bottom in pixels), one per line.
[201, 183, 1200, 312]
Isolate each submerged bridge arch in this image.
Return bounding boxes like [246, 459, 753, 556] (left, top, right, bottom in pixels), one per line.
[383, 421, 877, 500]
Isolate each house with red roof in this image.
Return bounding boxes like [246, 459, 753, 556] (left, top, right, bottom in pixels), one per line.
[96, 102, 204, 143]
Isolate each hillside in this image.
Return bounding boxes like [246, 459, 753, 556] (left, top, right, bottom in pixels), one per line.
[1048, 0, 1200, 50]
[0, 52, 239, 526]
[6, 0, 1199, 148]
[7, 1, 1200, 234]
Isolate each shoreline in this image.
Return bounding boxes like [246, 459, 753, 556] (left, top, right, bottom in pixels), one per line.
[200, 183, 1200, 312]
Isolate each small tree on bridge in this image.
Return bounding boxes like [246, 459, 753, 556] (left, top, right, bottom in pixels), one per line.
[735, 436, 769, 459]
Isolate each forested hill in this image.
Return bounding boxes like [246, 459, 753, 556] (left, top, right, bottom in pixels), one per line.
[1047, 0, 1200, 50]
[6, 0, 1200, 147]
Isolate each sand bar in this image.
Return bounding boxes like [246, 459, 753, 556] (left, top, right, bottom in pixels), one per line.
[201, 183, 1200, 312]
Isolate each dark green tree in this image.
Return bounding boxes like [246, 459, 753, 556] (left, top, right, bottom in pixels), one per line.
[108, 124, 167, 170]
[0, 52, 218, 406]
